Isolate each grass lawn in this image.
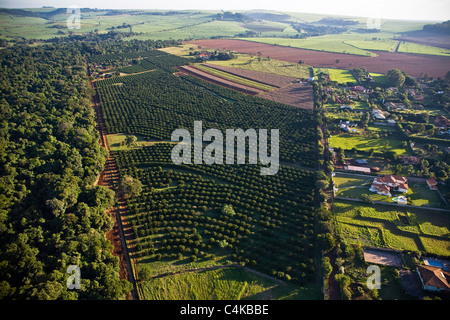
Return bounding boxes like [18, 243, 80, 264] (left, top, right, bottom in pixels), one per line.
[333, 173, 373, 190]
[334, 200, 450, 256]
[106, 133, 175, 152]
[369, 73, 390, 86]
[138, 264, 322, 300]
[328, 134, 409, 156]
[327, 68, 357, 85]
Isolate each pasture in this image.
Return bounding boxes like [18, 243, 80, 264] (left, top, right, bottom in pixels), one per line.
[138, 265, 321, 300]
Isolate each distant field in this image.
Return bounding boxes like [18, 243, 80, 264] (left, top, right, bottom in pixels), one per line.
[160, 45, 311, 79]
[238, 36, 376, 56]
[334, 200, 450, 256]
[130, 20, 248, 41]
[328, 134, 409, 156]
[208, 54, 311, 79]
[187, 39, 450, 78]
[194, 64, 278, 91]
[397, 41, 450, 56]
[344, 39, 398, 52]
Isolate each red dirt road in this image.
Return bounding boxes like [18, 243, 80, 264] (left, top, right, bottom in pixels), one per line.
[186, 39, 450, 78]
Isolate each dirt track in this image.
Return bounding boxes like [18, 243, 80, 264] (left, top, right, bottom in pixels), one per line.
[186, 39, 450, 78]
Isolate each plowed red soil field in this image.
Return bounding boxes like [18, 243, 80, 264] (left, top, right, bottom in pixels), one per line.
[187, 39, 450, 78]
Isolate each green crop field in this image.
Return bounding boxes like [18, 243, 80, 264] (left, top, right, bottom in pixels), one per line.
[334, 200, 450, 256]
[344, 39, 399, 52]
[397, 41, 450, 56]
[238, 36, 377, 56]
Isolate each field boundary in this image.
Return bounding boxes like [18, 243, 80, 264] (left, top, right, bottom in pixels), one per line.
[90, 78, 139, 300]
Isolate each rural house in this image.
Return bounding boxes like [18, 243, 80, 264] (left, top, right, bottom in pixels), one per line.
[417, 265, 450, 292]
[399, 155, 420, 165]
[351, 85, 366, 93]
[370, 183, 391, 196]
[434, 115, 450, 128]
[426, 178, 438, 191]
[370, 175, 408, 196]
[371, 108, 386, 120]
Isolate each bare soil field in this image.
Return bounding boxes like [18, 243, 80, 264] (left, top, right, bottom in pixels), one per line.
[187, 39, 450, 78]
[201, 63, 297, 87]
[259, 83, 314, 110]
[363, 248, 403, 268]
[177, 65, 264, 95]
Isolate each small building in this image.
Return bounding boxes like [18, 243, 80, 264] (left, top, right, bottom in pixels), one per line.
[386, 119, 396, 125]
[399, 155, 420, 165]
[372, 108, 386, 120]
[393, 195, 407, 205]
[435, 115, 450, 127]
[351, 86, 366, 93]
[426, 178, 438, 191]
[344, 165, 372, 174]
[417, 265, 450, 292]
[355, 159, 368, 165]
[385, 102, 396, 110]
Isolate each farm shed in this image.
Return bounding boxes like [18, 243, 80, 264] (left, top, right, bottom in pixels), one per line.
[344, 165, 371, 174]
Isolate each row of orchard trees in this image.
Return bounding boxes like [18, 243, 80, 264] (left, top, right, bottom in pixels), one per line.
[96, 69, 317, 167]
[113, 143, 322, 284]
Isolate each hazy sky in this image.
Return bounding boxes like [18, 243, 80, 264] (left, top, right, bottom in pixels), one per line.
[1, 0, 449, 21]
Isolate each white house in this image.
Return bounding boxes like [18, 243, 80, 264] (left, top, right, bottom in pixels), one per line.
[372, 108, 386, 120]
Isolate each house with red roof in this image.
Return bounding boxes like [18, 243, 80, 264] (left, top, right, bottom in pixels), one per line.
[426, 178, 438, 191]
[369, 175, 408, 196]
[417, 265, 450, 292]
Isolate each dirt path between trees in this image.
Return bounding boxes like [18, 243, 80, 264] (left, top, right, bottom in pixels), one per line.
[90, 78, 139, 300]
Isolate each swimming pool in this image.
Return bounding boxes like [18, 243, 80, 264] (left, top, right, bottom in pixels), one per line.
[424, 258, 449, 271]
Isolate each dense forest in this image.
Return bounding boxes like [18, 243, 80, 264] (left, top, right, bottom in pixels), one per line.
[0, 43, 135, 299]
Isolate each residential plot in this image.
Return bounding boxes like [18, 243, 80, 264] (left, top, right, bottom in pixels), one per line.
[328, 134, 409, 156]
[334, 200, 450, 256]
[327, 68, 357, 85]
